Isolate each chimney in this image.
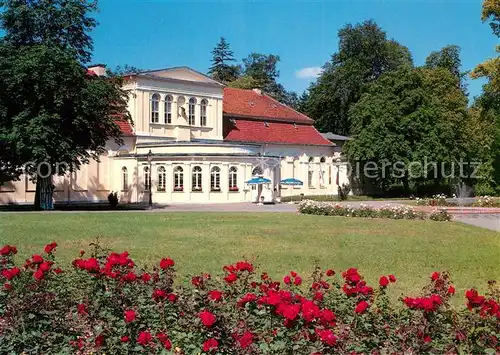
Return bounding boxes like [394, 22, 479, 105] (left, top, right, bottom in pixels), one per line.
[88, 64, 107, 76]
[252, 88, 262, 95]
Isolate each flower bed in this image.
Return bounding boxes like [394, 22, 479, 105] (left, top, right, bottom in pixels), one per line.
[1, 243, 498, 354]
[299, 200, 453, 221]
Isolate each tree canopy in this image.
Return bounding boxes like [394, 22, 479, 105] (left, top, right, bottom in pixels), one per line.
[208, 37, 240, 83]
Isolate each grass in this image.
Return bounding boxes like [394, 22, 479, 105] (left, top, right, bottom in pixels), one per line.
[1, 212, 499, 300]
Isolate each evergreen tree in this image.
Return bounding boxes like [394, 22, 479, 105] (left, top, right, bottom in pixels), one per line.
[208, 37, 240, 83]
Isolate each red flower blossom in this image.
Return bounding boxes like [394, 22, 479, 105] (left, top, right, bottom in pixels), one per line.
[124, 309, 136, 323]
[315, 328, 337, 346]
[389, 274, 396, 283]
[95, 335, 104, 347]
[236, 331, 253, 349]
[44, 242, 57, 254]
[314, 291, 324, 301]
[447, 285, 456, 295]
[4, 283, 12, 291]
[152, 289, 167, 301]
[199, 310, 216, 327]
[238, 292, 257, 307]
[141, 273, 151, 283]
[53, 268, 63, 274]
[283, 275, 291, 284]
[31, 254, 43, 264]
[159, 258, 175, 269]
[1, 267, 20, 280]
[431, 272, 440, 281]
[166, 293, 178, 303]
[33, 269, 44, 281]
[84, 258, 100, 272]
[39, 261, 52, 272]
[137, 331, 152, 346]
[191, 276, 203, 287]
[203, 338, 219, 352]
[235, 261, 254, 272]
[423, 335, 432, 343]
[77, 303, 88, 316]
[156, 332, 172, 350]
[0, 245, 17, 256]
[122, 272, 137, 282]
[224, 273, 238, 284]
[120, 336, 129, 343]
[355, 300, 369, 314]
[326, 269, 335, 277]
[342, 268, 361, 284]
[208, 290, 223, 302]
[294, 276, 302, 286]
[379, 276, 389, 287]
[403, 294, 442, 312]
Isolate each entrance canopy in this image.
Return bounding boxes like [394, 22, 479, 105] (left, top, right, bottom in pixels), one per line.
[246, 177, 271, 185]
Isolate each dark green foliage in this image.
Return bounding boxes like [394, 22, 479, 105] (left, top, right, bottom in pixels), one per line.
[208, 37, 240, 83]
[424, 45, 467, 90]
[305, 20, 412, 135]
[107, 192, 119, 208]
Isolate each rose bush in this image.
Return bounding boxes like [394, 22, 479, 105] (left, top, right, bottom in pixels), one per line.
[0, 242, 498, 354]
[299, 200, 453, 221]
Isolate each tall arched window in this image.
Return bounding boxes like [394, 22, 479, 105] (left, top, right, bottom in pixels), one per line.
[188, 98, 196, 125]
[192, 166, 202, 191]
[157, 166, 166, 192]
[308, 157, 315, 187]
[211, 166, 221, 191]
[173, 166, 183, 191]
[151, 93, 160, 123]
[143, 166, 150, 191]
[320, 157, 326, 187]
[164, 95, 172, 124]
[252, 166, 263, 177]
[121, 167, 128, 191]
[200, 99, 208, 127]
[229, 166, 238, 191]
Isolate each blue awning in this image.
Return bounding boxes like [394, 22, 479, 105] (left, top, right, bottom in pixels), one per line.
[280, 178, 304, 186]
[246, 177, 272, 185]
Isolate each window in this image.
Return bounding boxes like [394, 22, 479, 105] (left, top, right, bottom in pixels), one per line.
[252, 166, 263, 177]
[122, 167, 128, 191]
[229, 166, 238, 191]
[164, 95, 172, 124]
[173, 166, 183, 191]
[157, 166, 166, 192]
[192, 166, 202, 191]
[308, 157, 315, 187]
[320, 157, 326, 187]
[188, 97, 196, 125]
[143, 166, 151, 191]
[211, 166, 221, 191]
[151, 93, 160, 123]
[200, 99, 208, 127]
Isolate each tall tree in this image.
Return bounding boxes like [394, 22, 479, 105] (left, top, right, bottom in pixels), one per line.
[481, 0, 500, 36]
[425, 45, 467, 89]
[344, 66, 469, 194]
[208, 37, 240, 83]
[305, 20, 412, 135]
[0, 0, 131, 209]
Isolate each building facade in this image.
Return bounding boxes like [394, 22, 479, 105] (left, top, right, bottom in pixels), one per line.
[0, 66, 349, 205]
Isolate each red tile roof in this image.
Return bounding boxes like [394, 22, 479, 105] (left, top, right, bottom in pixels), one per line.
[224, 119, 333, 146]
[223, 88, 313, 124]
[115, 119, 134, 136]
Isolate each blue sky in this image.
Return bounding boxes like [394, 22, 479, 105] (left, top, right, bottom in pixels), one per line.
[91, 0, 498, 100]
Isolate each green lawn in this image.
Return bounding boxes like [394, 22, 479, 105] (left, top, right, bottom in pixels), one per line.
[1, 212, 499, 299]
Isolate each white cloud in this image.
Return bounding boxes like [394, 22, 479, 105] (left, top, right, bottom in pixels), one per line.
[295, 66, 323, 79]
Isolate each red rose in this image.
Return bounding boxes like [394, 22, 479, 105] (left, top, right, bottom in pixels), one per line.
[224, 273, 238, 284]
[120, 335, 129, 343]
[314, 291, 324, 301]
[39, 261, 52, 272]
[84, 258, 99, 272]
[137, 331, 152, 346]
[355, 300, 369, 314]
[33, 269, 44, 281]
[156, 332, 172, 350]
[141, 273, 151, 283]
[95, 335, 104, 347]
[283, 275, 291, 284]
[159, 258, 175, 269]
[152, 289, 167, 301]
[447, 285, 455, 295]
[315, 328, 337, 346]
[379, 276, 389, 287]
[199, 310, 216, 327]
[124, 309, 136, 323]
[44, 242, 57, 254]
[122, 272, 137, 282]
[77, 303, 88, 316]
[166, 293, 178, 303]
[388, 274, 396, 283]
[294, 276, 302, 286]
[208, 290, 223, 301]
[423, 335, 432, 343]
[2, 267, 20, 280]
[4, 283, 12, 291]
[32, 254, 43, 264]
[191, 276, 203, 287]
[326, 269, 335, 276]
[431, 272, 440, 281]
[237, 331, 253, 349]
[236, 261, 254, 272]
[203, 338, 218, 352]
[53, 268, 63, 274]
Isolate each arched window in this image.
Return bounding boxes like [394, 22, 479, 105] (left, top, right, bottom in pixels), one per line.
[211, 166, 221, 191]
[320, 157, 326, 187]
[200, 99, 208, 127]
[173, 166, 183, 191]
[192, 166, 202, 191]
[229, 166, 238, 191]
[151, 93, 160, 123]
[188, 98, 196, 125]
[157, 166, 166, 191]
[308, 157, 315, 187]
[121, 167, 128, 191]
[252, 166, 263, 177]
[143, 166, 150, 191]
[164, 95, 172, 124]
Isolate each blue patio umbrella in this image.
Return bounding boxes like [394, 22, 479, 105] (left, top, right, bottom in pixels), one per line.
[246, 177, 271, 185]
[280, 178, 303, 203]
[280, 178, 303, 186]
